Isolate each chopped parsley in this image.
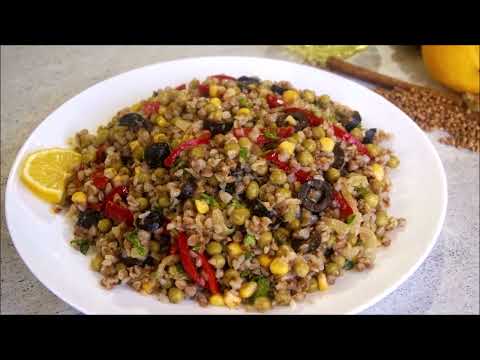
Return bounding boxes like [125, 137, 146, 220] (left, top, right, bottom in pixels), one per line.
[125, 231, 146, 257]
[346, 214, 356, 224]
[264, 130, 278, 140]
[243, 234, 256, 247]
[70, 239, 89, 255]
[239, 147, 249, 161]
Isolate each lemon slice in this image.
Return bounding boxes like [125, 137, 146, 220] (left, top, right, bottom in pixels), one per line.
[20, 148, 82, 204]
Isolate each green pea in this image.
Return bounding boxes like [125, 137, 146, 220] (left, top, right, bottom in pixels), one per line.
[298, 151, 314, 166]
[273, 227, 290, 245]
[325, 168, 340, 183]
[97, 218, 112, 233]
[157, 194, 170, 208]
[168, 287, 184, 303]
[366, 144, 380, 157]
[258, 231, 273, 247]
[270, 169, 287, 185]
[231, 207, 250, 226]
[302, 139, 317, 153]
[376, 210, 389, 227]
[325, 262, 340, 276]
[312, 126, 326, 139]
[387, 155, 400, 168]
[350, 127, 363, 139]
[137, 197, 149, 211]
[206, 242, 223, 256]
[246, 181, 260, 200]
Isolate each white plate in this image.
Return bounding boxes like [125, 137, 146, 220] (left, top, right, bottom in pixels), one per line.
[5, 56, 447, 314]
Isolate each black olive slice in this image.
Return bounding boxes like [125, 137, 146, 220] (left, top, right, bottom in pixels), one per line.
[299, 180, 333, 213]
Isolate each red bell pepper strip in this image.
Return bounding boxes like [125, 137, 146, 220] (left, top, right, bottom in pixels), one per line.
[169, 241, 178, 255]
[210, 74, 236, 81]
[255, 134, 270, 146]
[198, 84, 210, 97]
[104, 201, 134, 226]
[163, 132, 212, 168]
[333, 125, 369, 156]
[233, 127, 252, 138]
[265, 151, 290, 172]
[266, 94, 284, 108]
[294, 169, 313, 184]
[333, 191, 354, 219]
[284, 107, 324, 127]
[199, 253, 220, 294]
[95, 144, 108, 164]
[277, 126, 295, 138]
[104, 185, 129, 204]
[175, 84, 186, 90]
[177, 232, 205, 287]
[142, 101, 160, 117]
[87, 202, 104, 212]
[91, 170, 109, 190]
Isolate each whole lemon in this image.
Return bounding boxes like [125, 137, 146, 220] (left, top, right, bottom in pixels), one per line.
[421, 45, 479, 94]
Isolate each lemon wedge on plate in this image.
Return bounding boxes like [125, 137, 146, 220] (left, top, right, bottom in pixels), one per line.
[20, 148, 81, 204]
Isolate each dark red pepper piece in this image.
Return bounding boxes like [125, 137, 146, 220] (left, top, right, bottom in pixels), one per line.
[177, 232, 205, 287]
[333, 191, 354, 219]
[284, 107, 324, 127]
[95, 144, 108, 164]
[333, 125, 369, 156]
[277, 126, 295, 138]
[163, 132, 211, 168]
[175, 84, 186, 90]
[104, 201, 134, 226]
[91, 170, 109, 190]
[199, 253, 220, 294]
[142, 101, 160, 117]
[198, 84, 210, 97]
[294, 169, 313, 184]
[266, 94, 284, 108]
[265, 151, 291, 172]
[210, 74, 236, 81]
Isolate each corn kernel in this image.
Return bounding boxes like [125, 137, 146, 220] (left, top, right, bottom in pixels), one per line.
[239, 282, 258, 299]
[209, 84, 218, 97]
[318, 272, 329, 291]
[129, 140, 140, 151]
[209, 97, 222, 108]
[237, 107, 251, 116]
[270, 257, 289, 276]
[134, 166, 143, 175]
[258, 254, 273, 267]
[156, 115, 169, 128]
[90, 254, 103, 272]
[224, 291, 241, 308]
[209, 294, 225, 306]
[278, 140, 296, 156]
[285, 115, 297, 126]
[195, 199, 210, 214]
[319, 137, 335, 152]
[142, 280, 156, 294]
[227, 242, 243, 258]
[71, 192, 87, 205]
[153, 133, 168, 143]
[370, 163, 385, 181]
[282, 90, 299, 104]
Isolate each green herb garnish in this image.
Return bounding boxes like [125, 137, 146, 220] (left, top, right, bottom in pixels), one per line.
[70, 239, 90, 255]
[192, 244, 201, 252]
[244, 252, 254, 260]
[264, 130, 278, 140]
[356, 187, 369, 198]
[243, 234, 256, 247]
[201, 193, 219, 207]
[238, 97, 251, 108]
[346, 214, 356, 224]
[240, 270, 251, 279]
[125, 231, 146, 257]
[172, 159, 187, 172]
[239, 147, 249, 161]
[176, 263, 185, 273]
[253, 276, 271, 299]
[231, 199, 244, 209]
[344, 260, 354, 270]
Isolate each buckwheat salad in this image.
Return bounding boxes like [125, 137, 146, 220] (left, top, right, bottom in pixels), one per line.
[64, 74, 405, 311]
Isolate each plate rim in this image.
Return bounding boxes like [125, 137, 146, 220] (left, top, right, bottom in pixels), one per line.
[5, 55, 448, 314]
